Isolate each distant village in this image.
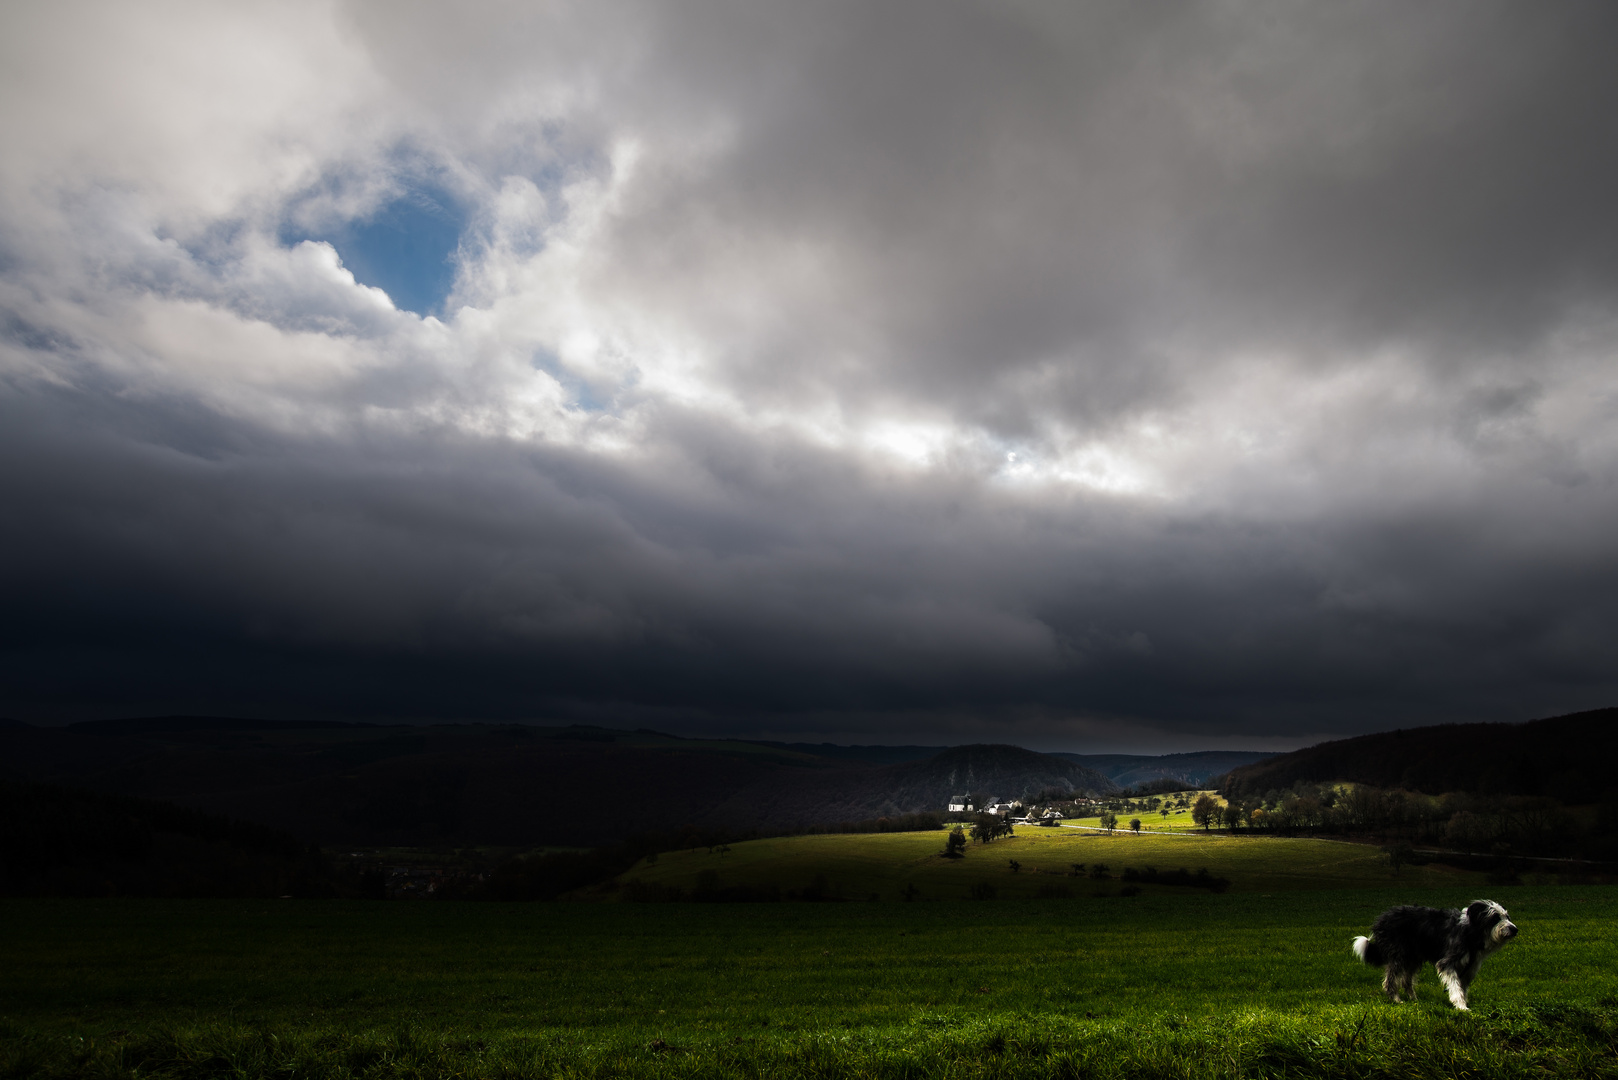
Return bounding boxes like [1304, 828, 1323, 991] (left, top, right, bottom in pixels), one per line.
[370, 861, 488, 900]
[947, 794, 1088, 824]
[947, 794, 1068, 820]
[947, 786, 1203, 826]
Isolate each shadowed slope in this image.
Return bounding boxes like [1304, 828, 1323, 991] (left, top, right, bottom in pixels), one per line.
[0, 722, 1111, 845]
[1222, 707, 1618, 799]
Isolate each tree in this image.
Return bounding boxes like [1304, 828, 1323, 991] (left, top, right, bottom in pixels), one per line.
[1008, 859, 1021, 874]
[971, 813, 1014, 844]
[1192, 795, 1219, 832]
[1130, 817, 1142, 835]
[1099, 811, 1118, 834]
[1382, 843, 1412, 877]
[942, 827, 967, 859]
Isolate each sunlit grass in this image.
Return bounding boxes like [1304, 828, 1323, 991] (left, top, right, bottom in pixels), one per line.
[619, 824, 1486, 899]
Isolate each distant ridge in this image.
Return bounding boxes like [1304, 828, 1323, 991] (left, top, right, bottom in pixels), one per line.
[750, 742, 948, 766]
[66, 715, 375, 736]
[1222, 707, 1618, 799]
[1053, 750, 1275, 789]
[875, 744, 1117, 803]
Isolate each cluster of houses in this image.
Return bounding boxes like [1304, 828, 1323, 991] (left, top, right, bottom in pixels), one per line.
[946, 796, 1066, 824]
[947, 794, 1002, 813]
[382, 864, 456, 898]
[354, 859, 488, 899]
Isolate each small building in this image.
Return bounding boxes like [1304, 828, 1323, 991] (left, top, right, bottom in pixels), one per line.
[948, 795, 973, 812]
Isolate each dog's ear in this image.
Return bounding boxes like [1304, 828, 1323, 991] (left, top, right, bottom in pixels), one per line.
[1465, 901, 1492, 927]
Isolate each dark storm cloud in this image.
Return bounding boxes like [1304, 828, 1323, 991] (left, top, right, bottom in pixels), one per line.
[5, 364, 1616, 744]
[2, 2, 1617, 750]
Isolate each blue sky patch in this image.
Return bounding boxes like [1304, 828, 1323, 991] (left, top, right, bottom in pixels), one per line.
[284, 184, 468, 316]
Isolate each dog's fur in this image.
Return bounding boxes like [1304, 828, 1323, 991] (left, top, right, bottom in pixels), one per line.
[1352, 900, 1518, 1010]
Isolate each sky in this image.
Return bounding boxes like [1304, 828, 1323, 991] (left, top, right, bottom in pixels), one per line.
[2, 1, 1617, 753]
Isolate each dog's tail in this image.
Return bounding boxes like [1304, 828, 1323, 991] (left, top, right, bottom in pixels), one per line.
[1352, 935, 1384, 967]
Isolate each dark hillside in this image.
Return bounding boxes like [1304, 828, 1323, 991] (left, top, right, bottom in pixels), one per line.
[67, 715, 374, 735]
[0, 782, 334, 897]
[1054, 750, 1274, 789]
[878, 744, 1115, 804]
[0, 720, 844, 845]
[0, 722, 1113, 847]
[1222, 707, 1618, 800]
[196, 734, 849, 846]
[749, 741, 948, 766]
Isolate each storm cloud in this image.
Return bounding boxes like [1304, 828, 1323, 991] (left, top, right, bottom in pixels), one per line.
[3, 1, 1617, 750]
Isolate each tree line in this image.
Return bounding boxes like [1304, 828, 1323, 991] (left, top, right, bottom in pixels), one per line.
[1208, 780, 1618, 863]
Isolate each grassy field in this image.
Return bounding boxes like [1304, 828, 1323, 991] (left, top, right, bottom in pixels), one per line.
[614, 825, 1487, 900]
[4, 887, 1618, 1078]
[1059, 792, 1224, 834]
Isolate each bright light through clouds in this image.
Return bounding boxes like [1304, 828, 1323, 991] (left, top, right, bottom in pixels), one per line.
[3, 1, 1618, 751]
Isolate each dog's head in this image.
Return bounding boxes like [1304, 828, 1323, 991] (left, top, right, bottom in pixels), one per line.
[1465, 900, 1519, 949]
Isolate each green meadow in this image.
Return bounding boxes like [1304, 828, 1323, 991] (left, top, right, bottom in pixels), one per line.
[1059, 799, 1221, 835]
[4, 832, 1618, 1078]
[616, 824, 1483, 899]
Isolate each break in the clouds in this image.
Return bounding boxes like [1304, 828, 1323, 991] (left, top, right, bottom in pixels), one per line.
[2, 1, 1617, 751]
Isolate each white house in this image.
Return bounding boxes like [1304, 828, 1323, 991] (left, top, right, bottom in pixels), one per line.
[948, 795, 972, 812]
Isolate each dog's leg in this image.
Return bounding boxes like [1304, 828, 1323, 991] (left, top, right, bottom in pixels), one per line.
[1438, 967, 1469, 1011]
[1383, 967, 1402, 1003]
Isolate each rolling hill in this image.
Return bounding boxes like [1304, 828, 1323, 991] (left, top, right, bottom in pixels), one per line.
[1221, 707, 1618, 800]
[0, 720, 1115, 846]
[1053, 750, 1275, 789]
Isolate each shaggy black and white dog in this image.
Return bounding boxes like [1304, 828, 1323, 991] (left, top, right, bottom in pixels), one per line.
[1352, 900, 1518, 1010]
